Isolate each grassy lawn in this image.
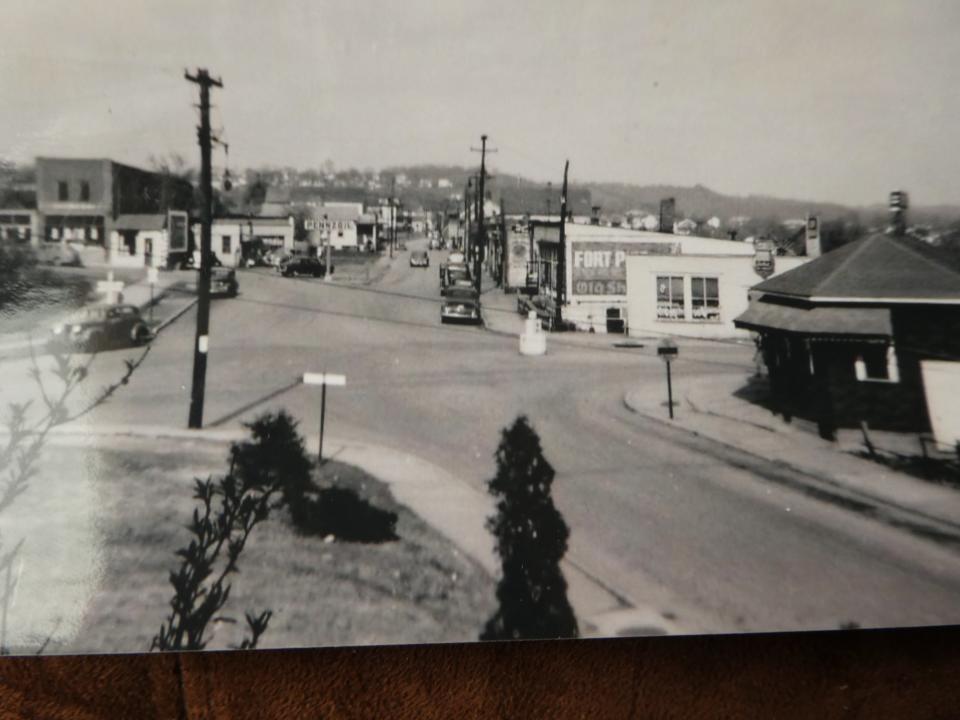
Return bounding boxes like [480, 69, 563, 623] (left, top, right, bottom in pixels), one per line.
[61, 437, 494, 653]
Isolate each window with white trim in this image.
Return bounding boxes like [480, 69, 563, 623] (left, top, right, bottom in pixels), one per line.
[691, 276, 720, 321]
[854, 344, 900, 383]
[656, 276, 684, 319]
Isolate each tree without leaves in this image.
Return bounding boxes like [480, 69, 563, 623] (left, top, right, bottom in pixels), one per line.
[481, 416, 578, 641]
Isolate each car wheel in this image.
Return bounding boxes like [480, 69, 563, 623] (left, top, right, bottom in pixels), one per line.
[131, 324, 152, 346]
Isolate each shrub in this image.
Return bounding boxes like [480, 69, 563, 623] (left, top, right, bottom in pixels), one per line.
[480, 415, 578, 641]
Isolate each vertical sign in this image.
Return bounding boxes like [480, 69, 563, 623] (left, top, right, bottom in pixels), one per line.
[805, 215, 821, 258]
[659, 198, 675, 234]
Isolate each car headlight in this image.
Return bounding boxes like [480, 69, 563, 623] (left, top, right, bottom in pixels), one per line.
[71, 324, 83, 334]
[52, 325, 63, 335]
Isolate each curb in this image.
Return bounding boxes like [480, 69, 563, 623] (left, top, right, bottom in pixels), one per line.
[622, 390, 960, 546]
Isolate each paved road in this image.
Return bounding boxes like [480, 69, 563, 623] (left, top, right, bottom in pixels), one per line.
[10, 237, 960, 635]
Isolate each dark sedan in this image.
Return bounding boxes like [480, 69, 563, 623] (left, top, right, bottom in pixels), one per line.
[441, 287, 481, 324]
[280, 256, 329, 277]
[50, 304, 153, 352]
[210, 268, 239, 297]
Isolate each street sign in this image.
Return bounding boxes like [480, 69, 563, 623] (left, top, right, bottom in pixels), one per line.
[657, 338, 678, 362]
[303, 372, 346, 386]
[657, 338, 678, 419]
[96, 276, 125, 305]
[303, 371, 347, 464]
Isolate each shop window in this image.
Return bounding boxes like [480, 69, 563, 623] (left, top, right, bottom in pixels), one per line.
[691, 276, 720, 321]
[854, 344, 900, 383]
[656, 275, 685, 320]
[57, 181, 69, 201]
[80, 181, 91, 202]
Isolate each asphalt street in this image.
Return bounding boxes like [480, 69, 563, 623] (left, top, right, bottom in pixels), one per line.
[7, 237, 960, 635]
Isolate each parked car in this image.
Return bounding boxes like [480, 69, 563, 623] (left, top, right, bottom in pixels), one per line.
[441, 287, 481, 325]
[178, 250, 222, 270]
[35, 243, 82, 267]
[280, 255, 328, 277]
[210, 267, 238, 297]
[50, 304, 153, 352]
[409, 250, 429, 268]
[448, 251, 465, 264]
[429, 238, 441, 250]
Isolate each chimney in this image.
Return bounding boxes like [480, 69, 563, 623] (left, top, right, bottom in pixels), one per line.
[888, 190, 908, 237]
[805, 215, 821, 258]
[590, 205, 601, 225]
[659, 198, 675, 234]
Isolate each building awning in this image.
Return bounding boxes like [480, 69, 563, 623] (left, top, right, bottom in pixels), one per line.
[114, 214, 166, 232]
[734, 301, 892, 337]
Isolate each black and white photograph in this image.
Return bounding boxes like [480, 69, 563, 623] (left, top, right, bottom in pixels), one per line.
[1, 0, 959, 655]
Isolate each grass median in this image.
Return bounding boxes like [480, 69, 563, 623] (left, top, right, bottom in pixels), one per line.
[57, 435, 493, 652]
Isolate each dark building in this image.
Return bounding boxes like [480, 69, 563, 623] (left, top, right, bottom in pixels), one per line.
[36, 157, 193, 253]
[734, 233, 960, 439]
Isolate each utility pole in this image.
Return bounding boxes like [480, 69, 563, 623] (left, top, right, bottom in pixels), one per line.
[470, 134, 497, 295]
[464, 178, 473, 257]
[185, 68, 222, 430]
[388, 177, 396, 259]
[554, 160, 569, 331]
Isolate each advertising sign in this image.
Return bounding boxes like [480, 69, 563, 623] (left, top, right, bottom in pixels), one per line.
[571, 241, 680, 296]
[168, 211, 188, 252]
[507, 231, 530, 288]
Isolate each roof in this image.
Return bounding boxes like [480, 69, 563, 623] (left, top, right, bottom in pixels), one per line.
[753, 233, 960, 302]
[735, 298, 892, 337]
[315, 206, 363, 222]
[114, 214, 166, 231]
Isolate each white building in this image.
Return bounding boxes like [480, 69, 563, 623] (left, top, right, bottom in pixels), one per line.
[305, 204, 378, 251]
[197, 216, 295, 267]
[625, 252, 808, 339]
[109, 211, 189, 268]
[437, 178, 452, 189]
[533, 223, 809, 335]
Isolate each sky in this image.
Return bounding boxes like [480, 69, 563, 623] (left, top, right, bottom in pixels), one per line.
[2, 0, 959, 206]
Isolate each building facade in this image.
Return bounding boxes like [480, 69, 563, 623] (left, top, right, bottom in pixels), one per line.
[734, 233, 960, 442]
[35, 157, 193, 266]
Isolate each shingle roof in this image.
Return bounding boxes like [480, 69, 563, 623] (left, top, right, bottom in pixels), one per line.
[735, 300, 892, 337]
[752, 233, 960, 301]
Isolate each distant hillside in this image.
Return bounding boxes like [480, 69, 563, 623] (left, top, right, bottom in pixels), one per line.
[382, 165, 960, 226]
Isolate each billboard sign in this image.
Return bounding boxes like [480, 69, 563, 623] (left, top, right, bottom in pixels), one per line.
[168, 211, 188, 252]
[571, 241, 680, 296]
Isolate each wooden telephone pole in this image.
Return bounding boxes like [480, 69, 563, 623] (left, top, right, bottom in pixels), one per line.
[185, 68, 222, 430]
[554, 160, 569, 331]
[471, 135, 496, 295]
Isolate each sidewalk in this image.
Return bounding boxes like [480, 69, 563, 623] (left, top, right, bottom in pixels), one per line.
[36, 423, 682, 638]
[624, 367, 960, 539]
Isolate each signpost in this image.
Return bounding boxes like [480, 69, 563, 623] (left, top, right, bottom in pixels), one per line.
[96, 271, 125, 305]
[147, 267, 159, 321]
[657, 338, 678, 419]
[303, 372, 347, 464]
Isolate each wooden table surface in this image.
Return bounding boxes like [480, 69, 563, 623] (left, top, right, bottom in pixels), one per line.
[2, 627, 959, 718]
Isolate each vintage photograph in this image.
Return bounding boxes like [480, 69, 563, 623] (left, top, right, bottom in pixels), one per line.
[1, 1, 959, 655]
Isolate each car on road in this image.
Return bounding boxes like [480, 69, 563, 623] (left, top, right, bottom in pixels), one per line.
[409, 250, 429, 268]
[448, 251, 465, 264]
[429, 238, 441, 250]
[279, 255, 328, 278]
[210, 267, 238, 297]
[441, 287, 482, 324]
[50, 304, 153, 352]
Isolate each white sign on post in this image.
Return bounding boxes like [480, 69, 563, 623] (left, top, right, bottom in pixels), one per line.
[147, 267, 159, 285]
[303, 372, 346, 386]
[96, 277, 125, 305]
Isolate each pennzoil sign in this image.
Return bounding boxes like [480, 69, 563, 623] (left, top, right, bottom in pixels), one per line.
[571, 241, 679, 296]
